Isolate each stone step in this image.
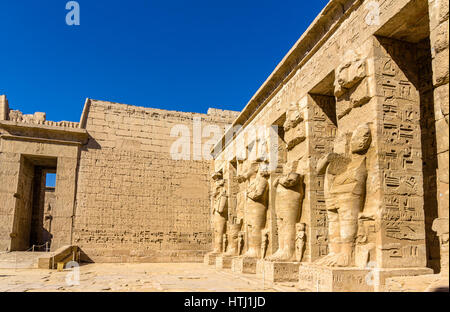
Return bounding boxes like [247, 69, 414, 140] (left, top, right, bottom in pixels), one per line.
[0, 252, 50, 269]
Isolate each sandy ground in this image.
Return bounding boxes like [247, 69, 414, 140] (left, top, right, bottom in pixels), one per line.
[0, 263, 299, 292]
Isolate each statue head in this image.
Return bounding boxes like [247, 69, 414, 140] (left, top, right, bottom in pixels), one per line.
[282, 161, 297, 174]
[258, 162, 270, 178]
[296, 223, 306, 232]
[351, 124, 372, 154]
[284, 102, 304, 131]
[247, 160, 269, 179]
[281, 161, 300, 187]
[245, 161, 259, 179]
[212, 171, 223, 181]
[237, 160, 247, 182]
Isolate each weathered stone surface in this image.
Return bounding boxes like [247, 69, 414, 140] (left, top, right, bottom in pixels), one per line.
[215, 255, 233, 269]
[266, 161, 304, 262]
[210, 0, 448, 292]
[231, 257, 257, 274]
[263, 261, 300, 283]
[0, 97, 238, 262]
[1, 0, 448, 292]
[298, 264, 373, 292]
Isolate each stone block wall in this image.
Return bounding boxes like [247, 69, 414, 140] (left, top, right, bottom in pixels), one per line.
[211, 0, 447, 276]
[73, 100, 238, 262]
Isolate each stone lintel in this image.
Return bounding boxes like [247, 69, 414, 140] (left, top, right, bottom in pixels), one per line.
[0, 121, 89, 145]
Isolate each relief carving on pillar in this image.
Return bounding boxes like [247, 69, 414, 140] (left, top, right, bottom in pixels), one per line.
[295, 223, 306, 262]
[224, 222, 242, 256]
[284, 102, 306, 150]
[334, 50, 372, 120]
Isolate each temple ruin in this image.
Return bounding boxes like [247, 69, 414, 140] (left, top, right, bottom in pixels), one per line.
[0, 0, 448, 292]
[206, 0, 448, 291]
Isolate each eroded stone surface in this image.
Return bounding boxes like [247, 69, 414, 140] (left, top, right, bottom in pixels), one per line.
[210, 0, 449, 292]
[0, 0, 448, 293]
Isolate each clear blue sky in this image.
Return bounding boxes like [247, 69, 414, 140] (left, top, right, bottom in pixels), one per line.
[1, 0, 328, 122]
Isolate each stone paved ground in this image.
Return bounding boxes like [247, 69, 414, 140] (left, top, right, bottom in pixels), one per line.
[0, 263, 299, 292]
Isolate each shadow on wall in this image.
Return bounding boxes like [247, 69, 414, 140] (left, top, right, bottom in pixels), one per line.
[79, 248, 94, 264]
[84, 134, 102, 150]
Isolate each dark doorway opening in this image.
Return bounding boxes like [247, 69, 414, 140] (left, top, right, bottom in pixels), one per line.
[10, 155, 57, 252]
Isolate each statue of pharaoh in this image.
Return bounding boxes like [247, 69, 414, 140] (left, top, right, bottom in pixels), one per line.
[211, 171, 228, 254]
[242, 161, 269, 258]
[315, 124, 371, 267]
[267, 161, 305, 261]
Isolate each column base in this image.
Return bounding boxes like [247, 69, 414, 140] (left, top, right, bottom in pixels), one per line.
[204, 252, 219, 265]
[215, 255, 233, 269]
[374, 267, 434, 292]
[256, 259, 265, 275]
[298, 263, 434, 292]
[263, 261, 300, 283]
[231, 257, 258, 274]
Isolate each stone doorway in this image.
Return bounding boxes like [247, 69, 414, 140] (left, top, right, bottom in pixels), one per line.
[10, 155, 57, 252]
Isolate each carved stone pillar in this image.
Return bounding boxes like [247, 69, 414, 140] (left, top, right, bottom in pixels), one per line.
[429, 0, 449, 275]
[0, 95, 9, 121]
[298, 37, 433, 292]
[371, 37, 428, 269]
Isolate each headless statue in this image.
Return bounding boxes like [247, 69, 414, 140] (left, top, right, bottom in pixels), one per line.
[242, 161, 269, 258]
[267, 161, 304, 261]
[315, 124, 371, 267]
[224, 222, 242, 256]
[212, 172, 228, 254]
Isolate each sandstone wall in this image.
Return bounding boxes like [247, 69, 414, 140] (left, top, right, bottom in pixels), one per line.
[428, 0, 449, 274]
[73, 100, 238, 262]
[212, 0, 446, 273]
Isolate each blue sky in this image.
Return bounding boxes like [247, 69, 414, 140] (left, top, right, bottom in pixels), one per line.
[1, 0, 328, 122]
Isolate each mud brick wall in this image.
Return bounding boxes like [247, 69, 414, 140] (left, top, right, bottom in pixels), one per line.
[73, 100, 238, 262]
